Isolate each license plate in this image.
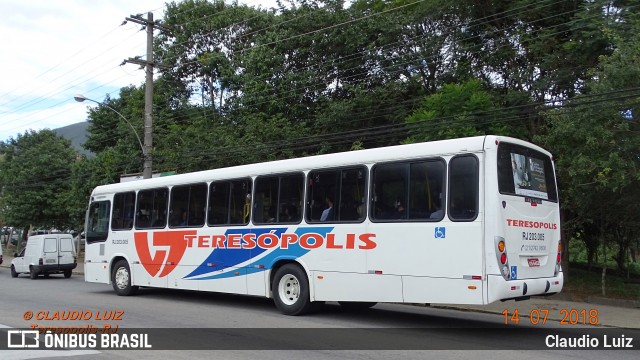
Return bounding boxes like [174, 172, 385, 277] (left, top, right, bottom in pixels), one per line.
[528, 258, 540, 267]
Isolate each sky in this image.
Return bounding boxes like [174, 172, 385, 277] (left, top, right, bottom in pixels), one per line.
[0, 0, 276, 142]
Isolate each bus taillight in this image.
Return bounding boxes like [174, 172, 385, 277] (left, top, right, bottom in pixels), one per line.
[495, 236, 510, 280]
[555, 241, 562, 276]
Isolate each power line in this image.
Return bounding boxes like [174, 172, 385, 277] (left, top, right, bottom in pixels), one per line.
[5, 85, 638, 191]
[0, 0, 581, 128]
[1, 1, 632, 145]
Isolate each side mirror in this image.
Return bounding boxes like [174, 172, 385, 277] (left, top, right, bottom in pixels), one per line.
[13, 252, 18, 257]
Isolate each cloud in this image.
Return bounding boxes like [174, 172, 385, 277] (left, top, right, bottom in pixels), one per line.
[0, 0, 168, 141]
[0, 0, 280, 141]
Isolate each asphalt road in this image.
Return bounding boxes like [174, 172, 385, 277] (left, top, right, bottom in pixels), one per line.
[0, 267, 637, 360]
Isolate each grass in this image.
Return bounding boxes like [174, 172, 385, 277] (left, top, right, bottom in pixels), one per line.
[563, 265, 640, 301]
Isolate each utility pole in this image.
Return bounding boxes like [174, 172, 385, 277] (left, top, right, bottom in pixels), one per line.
[122, 12, 170, 179]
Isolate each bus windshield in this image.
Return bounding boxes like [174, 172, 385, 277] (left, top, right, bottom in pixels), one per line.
[497, 142, 558, 202]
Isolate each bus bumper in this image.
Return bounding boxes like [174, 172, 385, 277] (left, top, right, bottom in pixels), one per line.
[487, 271, 563, 303]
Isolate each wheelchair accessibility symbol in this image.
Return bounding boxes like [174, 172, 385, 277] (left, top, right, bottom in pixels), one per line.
[435, 227, 446, 239]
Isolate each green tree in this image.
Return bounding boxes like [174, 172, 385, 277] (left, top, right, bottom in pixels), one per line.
[66, 152, 126, 231]
[538, 15, 640, 273]
[82, 88, 146, 176]
[452, 0, 614, 137]
[159, 0, 273, 112]
[0, 130, 78, 232]
[404, 79, 516, 142]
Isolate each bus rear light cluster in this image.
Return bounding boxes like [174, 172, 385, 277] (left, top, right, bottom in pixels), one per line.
[495, 236, 511, 280]
[39, 258, 44, 266]
[555, 242, 562, 276]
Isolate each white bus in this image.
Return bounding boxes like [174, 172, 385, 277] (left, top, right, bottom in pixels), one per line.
[84, 135, 563, 315]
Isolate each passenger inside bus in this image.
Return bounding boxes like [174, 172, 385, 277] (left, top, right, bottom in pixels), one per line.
[136, 210, 150, 228]
[320, 196, 334, 221]
[430, 202, 444, 219]
[179, 210, 188, 226]
[280, 204, 299, 222]
[394, 202, 406, 219]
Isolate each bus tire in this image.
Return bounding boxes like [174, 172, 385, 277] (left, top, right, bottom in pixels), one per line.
[11, 265, 18, 278]
[29, 267, 38, 279]
[272, 264, 312, 316]
[338, 301, 377, 311]
[111, 260, 138, 296]
[64, 269, 72, 278]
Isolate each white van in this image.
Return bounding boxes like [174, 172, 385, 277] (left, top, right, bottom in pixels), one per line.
[11, 234, 77, 279]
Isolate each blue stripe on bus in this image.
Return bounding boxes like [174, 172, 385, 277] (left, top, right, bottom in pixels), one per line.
[183, 227, 285, 278]
[187, 227, 334, 280]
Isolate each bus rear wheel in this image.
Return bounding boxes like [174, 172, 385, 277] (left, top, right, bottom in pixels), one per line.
[272, 264, 312, 316]
[111, 260, 138, 296]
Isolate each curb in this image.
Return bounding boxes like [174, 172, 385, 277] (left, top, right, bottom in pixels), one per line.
[587, 296, 640, 309]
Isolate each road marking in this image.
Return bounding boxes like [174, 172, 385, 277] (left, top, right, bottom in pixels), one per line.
[0, 350, 102, 360]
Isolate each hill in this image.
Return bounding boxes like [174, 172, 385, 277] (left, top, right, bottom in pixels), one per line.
[54, 122, 93, 157]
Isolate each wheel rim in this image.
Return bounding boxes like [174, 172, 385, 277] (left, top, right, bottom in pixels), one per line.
[277, 273, 301, 306]
[114, 267, 129, 290]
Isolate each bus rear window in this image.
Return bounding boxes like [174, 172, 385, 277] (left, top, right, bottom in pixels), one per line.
[497, 142, 558, 202]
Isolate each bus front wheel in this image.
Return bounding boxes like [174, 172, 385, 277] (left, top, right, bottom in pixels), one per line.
[272, 264, 312, 316]
[111, 260, 139, 296]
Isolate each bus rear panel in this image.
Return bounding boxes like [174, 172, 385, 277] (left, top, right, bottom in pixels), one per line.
[486, 139, 563, 303]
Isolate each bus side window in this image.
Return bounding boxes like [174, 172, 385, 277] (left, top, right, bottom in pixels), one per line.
[253, 176, 278, 224]
[112, 192, 135, 231]
[371, 163, 406, 221]
[169, 183, 206, 228]
[409, 160, 445, 221]
[448, 155, 479, 221]
[371, 160, 443, 222]
[306, 171, 338, 223]
[306, 166, 366, 223]
[279, 174, 303, 223]
[229, 179, 252, 225]
[208, 179, 252, 226]
[136, 188, 169, 229]
[254, 174, 303, 225]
